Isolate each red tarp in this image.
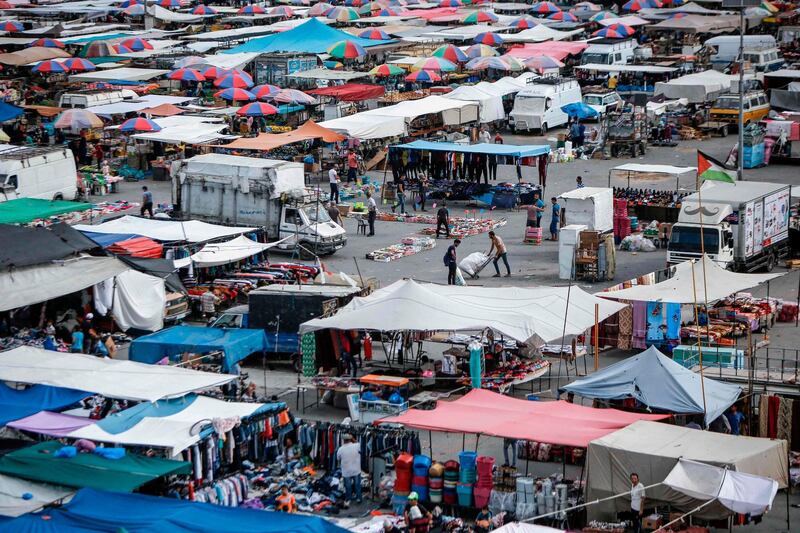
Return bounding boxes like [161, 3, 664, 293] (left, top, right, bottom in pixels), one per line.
[224, 120, 345, 151]
[107, 237, 163, 258]
[381, 389, 669, 448]
[307, 84, 385, 102]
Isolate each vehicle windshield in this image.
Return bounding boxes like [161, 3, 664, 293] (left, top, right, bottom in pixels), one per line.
[669, 226, 721, 253]
[211, 313, 241, 328]
[713, 97, 739, 110]
[584, 95, 603, 105]
[518, 96, 547, 113]
[304, 204, 332, 223]
[581, 53, 609, 65]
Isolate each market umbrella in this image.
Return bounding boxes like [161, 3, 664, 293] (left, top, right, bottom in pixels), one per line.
[592, 23, 635, 38]
[466, 44, 498, 58]
[561, 102, 599, 120]
[63, 58, 97, 72]
[324, 60, 344, 69]
[376, 7, 398, 16]
[359, 28, 390, 40]
[270, 6, 294, 16]
[327, 40, 367, 59]
[590, 10, 617, 22]
[273, 88, 317, 105]
[0, 20, 23, 32]
[252, 83, 281, 99]
[31, 38, 65, 48]
[118, 0, 142, 6]
[358, 1, 382, 15]
[524, 55, 564, 73]
[432, 44, 468, 63]
[473, 32, 503, 46]
[174, 55, 205, 68]
[548, 11, 578, 22]
[119, 117, 162, 132]
[123, 4, 145, 15]
[529, 2, 560, 14]
[214, 88, 256, 101]
[571, 1, 601, 12]
[344, 0, 363, 6]
[438, 0, 462, 6]
[32, 60, 67, 74]
[214, 69, 254, 89]
[114, 44, 135, 54]
[308, 2, 332, 16]
[744, 7, 769, 17]
[467, 56, 524, 71]
[192, 5, 218, 15]
[201, 66, 227, 79]
[80, 41, 116, 58]
[237, 4, 266, 14]
[120, 37, 153, 51]
[510, 16, 539, 29]
[461, 10, 498, 24]
[236, 102, 280, 117]
[369, 63, 405, 76]
[412, 56, 457, 72]
[168, 68, 206, 82]
[327, 6, 360, 21]
[761, 0, 779, 13]
[54, 109, 104, 129]
[159, 0, 184, 8]
[0, 2, 12, 9]
[622, 0, 661, 11]
[404, 69, 441, 83]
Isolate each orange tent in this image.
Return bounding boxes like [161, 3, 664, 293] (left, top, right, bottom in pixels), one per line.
[141, 103, 185, 117]
[223, 120, 345, 151]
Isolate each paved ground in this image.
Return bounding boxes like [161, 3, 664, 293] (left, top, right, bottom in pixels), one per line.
[98, 129, 800, 531]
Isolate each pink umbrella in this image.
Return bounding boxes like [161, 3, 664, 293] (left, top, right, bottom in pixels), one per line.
[273, 88, 317, 105]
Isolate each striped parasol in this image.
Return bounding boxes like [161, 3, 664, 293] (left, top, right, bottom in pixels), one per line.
[168, 68, 206, 82]
[252, 84, 281, 99]
[214, 88, 256, 101]
[236, 102, 279, 116]
[404, 69, 441, 83]
[32, 60, 67, 74]
[432, 44, 468, 63]
[119, 117, 162, 132]
[214, 69, 254, 89]
[369, 64, 405, 77]
[412, 56, 457, 72]
[326, 40, 367, 59]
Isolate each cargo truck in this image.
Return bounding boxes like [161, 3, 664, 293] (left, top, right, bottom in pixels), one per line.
[175, 153, 346, 257]
[667, 181, 790, 272]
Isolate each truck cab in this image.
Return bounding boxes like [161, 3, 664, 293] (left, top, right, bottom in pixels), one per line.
[509, 78, 582, 133]
[277, 200, 346, 258]
[668, 221, 735, 268]
[580, 39, 638, 66]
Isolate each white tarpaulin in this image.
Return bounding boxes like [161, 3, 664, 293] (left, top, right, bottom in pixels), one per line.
[0, 474, 73, 518]
[69, 395, 266, 456]
[94, 270, 166, 332]
[174, 235, 282, 268]
[75, 216, 256, 243]
[0, 347, 236, 402]
[0, 256, 129, 313]
[319, 113, 406, 139]
[598, 255, 781, 303]
[132, 124, 232, 145]
[361, 95, 479, 126]
[197, 53, 260, 71]
[89, 95, 195, 116]
[503, 25, 583, 43]
[664, 459, 779, 516]
[493, 524, 564, 533]
[69, 67, 170, 83]
[654, 70, 734, 103]
[147, 4, 203, 22]
[300, 279, 627, 343]
[446, 83, 506, 123]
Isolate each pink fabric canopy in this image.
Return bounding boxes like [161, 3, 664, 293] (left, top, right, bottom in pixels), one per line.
[381, 389, 669, 448]
[7, 410, 95, 437]
[505, 42, 589, 61]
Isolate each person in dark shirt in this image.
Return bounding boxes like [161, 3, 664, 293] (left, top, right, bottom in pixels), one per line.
[445, 239, 461, 285]
[475, 505, 493, 533]
[436, 202, 450, 238]
[403, 493, 432, 533]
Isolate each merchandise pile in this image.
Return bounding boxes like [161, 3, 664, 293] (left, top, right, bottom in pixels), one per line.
[459, 359, 550, 392]
[28, 200, 139, 227]
[367, 236, 436, 262]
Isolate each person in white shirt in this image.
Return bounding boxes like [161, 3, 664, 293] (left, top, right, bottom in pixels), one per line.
[630, 472, 646, 533]
[336, 434, 362, 506]
[479, 127, 491, 144]
[366, 191, 377, 236]
[329, 167, 340, 204]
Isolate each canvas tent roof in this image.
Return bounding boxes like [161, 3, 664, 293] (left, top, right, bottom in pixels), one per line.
[319, 113, 407, 139]
[651, 13, 739, 33]
[0, 474, 73, 518]
[0, 441, 190, 493]
[585, 420, 788, 520]
[0, 223, 98, 269]
[307, 84, 385, 102]
[0, 47, 70, 66]
[0, 198, 91, 225]
[74, 216, 256, 243]
[360, 95, 479, 126]
[6, 411, 96, 438]
[173, 235, 282, 268]
[0, 347, 236, 402]
[381, 389, 668, 448]
[503, 25, 583, 43]
[69, 67, 170, 83]
[224, 120, 345, 151]
[505, 42, 587, 61]
[654, 70, 734, 103]
[560, 346, 741, 425]
[445, 84, 506, 123]
[598, 255, 780, 303]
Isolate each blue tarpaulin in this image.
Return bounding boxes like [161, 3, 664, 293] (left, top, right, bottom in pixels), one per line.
[559, 346, 742, 426]
[129, 325, 269, 371]
[0, 102, 24, 124]
[561, 102, 599, 119]
[225, 18, 393, 54]
[0, 383, 89, 426]
[80, 231, 143, 248]
[394, 140, 550, 158]
[0, 488, 352, 533]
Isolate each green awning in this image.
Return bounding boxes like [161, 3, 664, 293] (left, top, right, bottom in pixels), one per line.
[0, 198, 92, 225]
[0, 441, 191, 492]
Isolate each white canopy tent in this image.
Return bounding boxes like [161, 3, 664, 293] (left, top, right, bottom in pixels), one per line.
[147, 4, 203, 22]
[361, 96, 479, 127]
[132, 124, 233, 145]
[607, 163, 697, 189]
[492, 73, 540, 94]
[0, 347, 236, 402]
[445, 83, 506, 123]
[654, 70, 735, 103]
[75, 216, 256, 243]
[94, 269, 166, 332]
[88, 95, 195, 116]
[174, 235, 285, 268]
[68, 67, 170, 83]
[598, 255, 781, 303]
[598, 15, 650, 27]
[0, 474, 73, 518]
[300, 279, 627, 343]
[319, 114, 406, 139]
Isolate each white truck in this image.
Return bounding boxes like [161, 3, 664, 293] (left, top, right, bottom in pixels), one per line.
[509, 78, 582, 133]
[176, 154, 347, 257]
[0, 145, 78, 202]
[58, 89, 138, 109]
[667, 181, 791, 272]
[579, 39, 638, 67]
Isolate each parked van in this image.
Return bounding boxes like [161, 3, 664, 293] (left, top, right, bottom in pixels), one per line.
[0, 145, 78, 202]
[509, 78, 582, 133]
[583, 90, 623, 118]
[742, 48, 784, 73]
[579, 39, 638, 66]
[58, 89, 138, 109]
[706, 35, 782, 70]
[709, 91, 770, 126]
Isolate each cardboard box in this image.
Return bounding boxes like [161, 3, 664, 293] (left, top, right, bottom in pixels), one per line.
[337, 204, 352, 217]
[642, 515, 663, 530]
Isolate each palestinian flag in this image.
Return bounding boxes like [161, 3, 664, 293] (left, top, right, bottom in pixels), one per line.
[697, 151, 736, 184]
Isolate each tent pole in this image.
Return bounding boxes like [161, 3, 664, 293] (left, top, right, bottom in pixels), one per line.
[462, 433, 466, 450]
[429, 430, 433, 459]
[594, 303, 599, 371]
[475, 433, 480, 452]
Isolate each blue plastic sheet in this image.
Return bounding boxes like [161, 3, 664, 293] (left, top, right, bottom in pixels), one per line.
[0, 383, 89, 426]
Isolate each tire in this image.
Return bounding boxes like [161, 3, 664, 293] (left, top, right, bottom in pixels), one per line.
[720, 125, 729, 137]
[53, 193, 63, 201]
[540, 123, 547, 135]
[611, 144, 619, 158]
[299, 246, 315, 261]
[509, 125, 516, 133]
[765, 252, 776, 273]
[291, 354, 301, 374]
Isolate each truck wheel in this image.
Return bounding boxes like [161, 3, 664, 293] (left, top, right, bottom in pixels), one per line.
[299, 246, 315, 261]
[540, 123, 548, 134]
[291, 354, 301, 374]
[53, 193, 63, 201]
[720, 125, 729, 137]
[765, 253, 776, 272]
[509, 125, 516, 133]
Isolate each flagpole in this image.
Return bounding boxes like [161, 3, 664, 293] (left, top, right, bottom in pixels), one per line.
[690, 259, 708, 423]
[694, 171, 709, 424]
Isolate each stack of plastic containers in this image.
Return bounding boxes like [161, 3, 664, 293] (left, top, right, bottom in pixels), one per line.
[457, 451, 477, 507]
[473, 455, 495, 508]
[515, 476, 536, 519]
[412, 455, 432, 502]
[443, 460, 459, 505]
[392, 453, 413, 514]
[613, 198, 630, 244]
[428, 462, 444, 504]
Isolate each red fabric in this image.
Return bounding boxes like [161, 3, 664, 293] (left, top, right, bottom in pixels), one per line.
[768, 395, 780, 439]
[505, 42, 589, 61]
[307, 83, 385, 102]
[380, 389, 669, 448]
[107, 237, 163, 258]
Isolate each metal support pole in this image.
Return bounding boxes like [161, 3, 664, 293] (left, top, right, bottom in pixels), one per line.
[737, 6, 745, 180]
[429, 430, 433, 459]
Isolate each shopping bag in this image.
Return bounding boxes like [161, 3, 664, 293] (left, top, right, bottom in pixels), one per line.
[454, 267, 467, 286]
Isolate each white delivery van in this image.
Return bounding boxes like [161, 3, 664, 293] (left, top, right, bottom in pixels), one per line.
[579, 39, 638, 66]
[0, 145, 78, 202]
[706, 35, 778, 69]
[58, 90, 138, 109]
[509, 78, 582, 133]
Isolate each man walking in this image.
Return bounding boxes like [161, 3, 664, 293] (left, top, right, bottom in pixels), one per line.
[392, 177, 406, 214]
[487, 231, 510, 277]
[524, 192, 545, 228]
[548, 197, 561, 241]
[141, 186, 154, 218]
[629, 473, 645, 533]
[436, 202, 450, 238]
[337, 434, 362, 507]
[366, 191, 377, 236]
[445, 239, 460, 285]
[327, 201, 343, 226]
[329, 166, 340, 204]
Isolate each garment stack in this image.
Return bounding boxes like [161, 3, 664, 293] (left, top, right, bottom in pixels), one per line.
[758, 394, 800, 451]
[442, 460, 459, 505]
[412, 454, 431, 501]
[189, 474, 249, 506]
[474, 455, 495, 508]
[457, 451, 477, 507]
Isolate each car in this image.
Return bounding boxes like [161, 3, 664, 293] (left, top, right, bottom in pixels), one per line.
[583, 91, 623, 118]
